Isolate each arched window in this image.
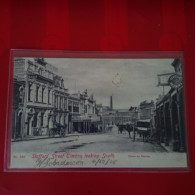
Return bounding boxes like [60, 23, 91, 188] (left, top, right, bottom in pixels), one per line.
[38, 68, 43, 75]
[36, 85, 39, 102]
[48, 89, 51, 104]
[42, 87, 45, 103]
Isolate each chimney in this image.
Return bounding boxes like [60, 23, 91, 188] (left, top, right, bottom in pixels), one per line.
[110, 96, 113, 110]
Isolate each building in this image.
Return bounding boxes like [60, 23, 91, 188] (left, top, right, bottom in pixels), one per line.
[12, 77, 25, 139]
[138, 100, 155, 120]
[12, 58, 69, 139]
[68, 90, 101, 133]
[53, 75, 69, 133]
[96, 104, 103, 117]
[12, 58, 112, 140]
[102, 109, 138, 126]
[155, 58, 186, 152]
[102, 110, 117, 128]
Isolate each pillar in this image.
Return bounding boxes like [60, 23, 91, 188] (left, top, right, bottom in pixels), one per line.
[177, 89, 185, 152]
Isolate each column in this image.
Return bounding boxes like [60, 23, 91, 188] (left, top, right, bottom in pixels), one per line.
[169, 96, 175, 149]
[176, 89, 185, 152]
[163, 103, 168, 146]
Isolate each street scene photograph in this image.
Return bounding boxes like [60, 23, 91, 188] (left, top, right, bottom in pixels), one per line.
[9, 56, 188, 169]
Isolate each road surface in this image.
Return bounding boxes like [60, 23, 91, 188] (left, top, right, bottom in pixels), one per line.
[11, 132, 166, 154]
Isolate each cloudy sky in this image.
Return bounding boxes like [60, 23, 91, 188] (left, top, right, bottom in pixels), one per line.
[40, 58, 174, 109]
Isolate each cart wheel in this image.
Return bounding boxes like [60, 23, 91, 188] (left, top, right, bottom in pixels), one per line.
[61, 130, 65, 137]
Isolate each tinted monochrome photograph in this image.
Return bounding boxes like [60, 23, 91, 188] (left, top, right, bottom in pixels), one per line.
[9, 56, 188, 169]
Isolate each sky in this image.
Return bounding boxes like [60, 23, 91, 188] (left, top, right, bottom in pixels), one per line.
[30, 57, 175, 109]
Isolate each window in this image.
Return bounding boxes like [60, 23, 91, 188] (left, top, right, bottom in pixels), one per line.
[38, 68, 43, 75]
[36, 86, 39, 102]
[28, 84, 32, 101]
[60, 97, 63, 109]
[53, 94, 55, 107]
[85, 105, 87, 114]
[68, 101, 72, 112]
[59, 96, 62, 109]
[54, 95, 58, 108]
[58, 96, 60, 109]
[42, 87, 45, 103]
[73, 103, 79, 113]
[48, 89, 51, 104]
[64, 98, 67, 109]
[56, 95, 59, 108]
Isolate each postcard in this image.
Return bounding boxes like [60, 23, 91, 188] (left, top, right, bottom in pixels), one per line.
[7, 53, 188, 170]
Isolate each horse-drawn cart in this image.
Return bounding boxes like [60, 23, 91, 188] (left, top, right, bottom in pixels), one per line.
[48, 122, 67, 137]
[135, 119, 151, 142]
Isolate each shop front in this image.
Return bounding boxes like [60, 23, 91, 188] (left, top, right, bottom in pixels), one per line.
[156, 86, 186, 152]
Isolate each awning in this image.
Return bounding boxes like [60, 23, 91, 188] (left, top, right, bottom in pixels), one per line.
[137, 119, 151, 123]
[72, 115, 91, 122]
[90, 116, 101, 123]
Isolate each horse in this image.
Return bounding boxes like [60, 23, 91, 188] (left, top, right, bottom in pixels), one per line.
[117, 124, 134, 138]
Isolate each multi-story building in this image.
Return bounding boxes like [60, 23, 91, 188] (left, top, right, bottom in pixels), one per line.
[115, 108, 138, 124]
[12, 58, 69, 139]
[12, 77, 25, 139]
[68, 90, 101, 133]
[12, 58, 103, 140]
[68, 93, 82, 133]
[101, 96, 138, 128]
[53, 75, 69, 132]
[102, 108, 138, 127]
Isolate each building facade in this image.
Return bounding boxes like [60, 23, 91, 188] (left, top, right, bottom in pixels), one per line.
[12, 58, 69, 139]
[69, 90, 101, 133]
[155, 58, 186, 152]
[138, 100, 155, 121]
[102, 108, 138, 129]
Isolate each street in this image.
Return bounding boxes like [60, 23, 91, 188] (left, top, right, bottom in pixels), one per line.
[11, 126, 166, 154]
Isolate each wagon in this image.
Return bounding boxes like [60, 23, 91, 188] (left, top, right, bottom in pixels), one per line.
[48, 122, 67, 137]
[135, 119, 151, 142]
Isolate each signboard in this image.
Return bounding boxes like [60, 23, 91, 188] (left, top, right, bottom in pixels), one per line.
[168, 73, 183, 89]
[157, 73, 174, 86]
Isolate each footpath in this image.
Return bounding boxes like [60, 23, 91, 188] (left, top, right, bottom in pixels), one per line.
[11, 132, 106, 142]
[11, 133, 83, 142]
